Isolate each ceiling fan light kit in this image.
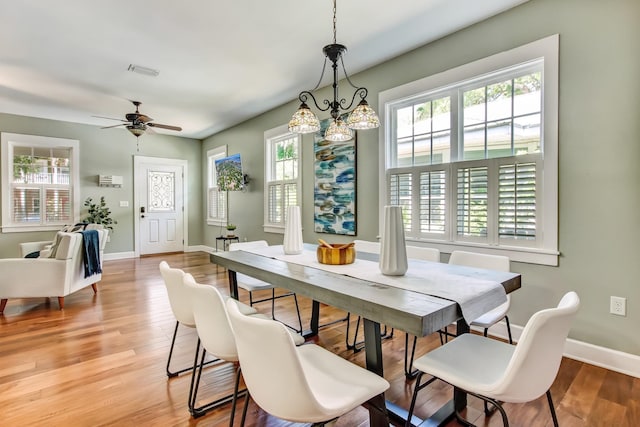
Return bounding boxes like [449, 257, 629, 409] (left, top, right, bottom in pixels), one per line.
[288, 0, 379, 142]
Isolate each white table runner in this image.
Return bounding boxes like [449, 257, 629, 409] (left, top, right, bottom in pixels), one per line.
[241, 245, 507, 323]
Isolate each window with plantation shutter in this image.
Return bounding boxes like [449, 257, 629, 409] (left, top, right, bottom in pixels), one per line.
[264, 125, 301, 233]
[2, 133, 79, 232]
[207, 146, 227, 225]
[380, 35, 559, 265]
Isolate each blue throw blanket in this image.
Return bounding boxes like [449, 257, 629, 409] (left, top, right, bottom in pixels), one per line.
[79, 230, 102, 278]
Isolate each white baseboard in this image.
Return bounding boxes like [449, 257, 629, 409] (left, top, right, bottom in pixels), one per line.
[186, 245, 214, 253]
[473, 321, 640, 379]
[103, 251, 135, 261]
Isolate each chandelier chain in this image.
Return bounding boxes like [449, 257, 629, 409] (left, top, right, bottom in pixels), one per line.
[332, 0, 337, 44]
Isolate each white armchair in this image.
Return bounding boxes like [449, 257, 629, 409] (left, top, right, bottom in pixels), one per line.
[0, 229, 108, 314]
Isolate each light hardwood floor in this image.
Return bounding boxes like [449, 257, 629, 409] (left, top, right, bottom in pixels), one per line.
[1, 252, 638, 426]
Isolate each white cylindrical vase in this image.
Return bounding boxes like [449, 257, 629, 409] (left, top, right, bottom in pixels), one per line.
[283, 205, 304, 255]
[379, 205, 408, 276]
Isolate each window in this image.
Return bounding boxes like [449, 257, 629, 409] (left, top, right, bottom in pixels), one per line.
[207, 145, 227, 225]
[380, 35, 558, 265]
[1, 133, 80, 232]
[264, 125, 301, 233]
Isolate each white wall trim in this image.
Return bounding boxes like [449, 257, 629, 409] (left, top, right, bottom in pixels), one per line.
[472, 321, 640, 379]
[186, 245, 214, 253]
[103, 251, 136, 261]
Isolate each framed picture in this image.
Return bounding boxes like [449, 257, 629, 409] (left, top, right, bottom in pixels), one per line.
[314, 117, 356, 235]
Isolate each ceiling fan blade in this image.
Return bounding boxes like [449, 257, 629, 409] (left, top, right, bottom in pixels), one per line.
[147, 123, 182, 131]
[93, 115, 128, 122]
[101, 123, 127, 129]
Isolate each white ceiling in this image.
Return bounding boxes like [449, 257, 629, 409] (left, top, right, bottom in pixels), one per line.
[0, 0, 528, 139]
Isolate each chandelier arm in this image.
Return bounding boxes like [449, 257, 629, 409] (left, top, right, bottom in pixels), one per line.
[339, 87, 369, 112]
[340, 55, 363, 90]
[299, 91, 332, 113]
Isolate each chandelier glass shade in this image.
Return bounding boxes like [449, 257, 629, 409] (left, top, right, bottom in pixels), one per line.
[288, 0, 379, 142]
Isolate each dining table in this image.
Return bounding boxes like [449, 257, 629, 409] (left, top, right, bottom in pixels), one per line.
[210, 243, 521, 427]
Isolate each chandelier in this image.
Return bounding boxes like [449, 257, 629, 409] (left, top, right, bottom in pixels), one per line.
[288, 0, 379, 142]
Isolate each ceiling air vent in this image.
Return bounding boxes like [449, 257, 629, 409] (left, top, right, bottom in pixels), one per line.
[127, 64, 159, 77]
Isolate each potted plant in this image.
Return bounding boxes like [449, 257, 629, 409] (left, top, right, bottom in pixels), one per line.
[83, 196, 117, 232]
[226, 223, 237, 237]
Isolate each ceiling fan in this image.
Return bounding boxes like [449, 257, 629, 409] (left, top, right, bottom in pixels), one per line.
[96, 101, 182, 138]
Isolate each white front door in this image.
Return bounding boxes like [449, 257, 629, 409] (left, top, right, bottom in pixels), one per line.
[135, 157, 187, 256]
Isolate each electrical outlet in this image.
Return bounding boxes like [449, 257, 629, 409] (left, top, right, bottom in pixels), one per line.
[610, 296, 626, 316]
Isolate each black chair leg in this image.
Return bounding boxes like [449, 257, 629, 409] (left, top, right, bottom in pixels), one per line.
[505, 315, 513, 344]
[405, 372, 437, 427]
[404, 333, 419, 379]
[188, 340, 242, 419]
[547, 390, 559, 427]
[166, 321, 182, 377]
[240, 391, 250, 427]
[348, 314, 393, 353]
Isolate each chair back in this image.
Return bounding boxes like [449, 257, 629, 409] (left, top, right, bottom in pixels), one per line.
[226, 298, 324, 420]
[159, 261, 194, 326]
[449, 250, 510, 272]
[493, 291, 580, 402]
[406, 245, 440, 262]
[353, 240, 380, 254]
[183, 274, 238, 361]
[229, 240, 268, 251]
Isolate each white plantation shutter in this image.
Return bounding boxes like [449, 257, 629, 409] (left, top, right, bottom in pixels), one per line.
[208, 187, 226, 222]
[498, 162, 536, 240]
[389, 173, 412, 231]
[456, 166, 488, 238]
[419, 170, 446, 234]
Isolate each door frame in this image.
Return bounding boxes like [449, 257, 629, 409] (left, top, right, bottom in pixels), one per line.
[133, 155, 189, 257]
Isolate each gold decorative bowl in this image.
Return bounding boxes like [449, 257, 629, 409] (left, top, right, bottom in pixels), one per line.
[316, 243, 355, 265]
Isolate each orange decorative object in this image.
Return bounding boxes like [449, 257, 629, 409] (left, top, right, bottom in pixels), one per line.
[316, 242, 356, 265]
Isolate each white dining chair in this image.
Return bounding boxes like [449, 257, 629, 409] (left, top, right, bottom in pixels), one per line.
[159, 261, 220, 378]
[225, 298, 391, 426]
[445, 250, 513, 345]
[229, 240, 303, 333]
[183, 273, 249, 422]
[406, 291, 580, 427]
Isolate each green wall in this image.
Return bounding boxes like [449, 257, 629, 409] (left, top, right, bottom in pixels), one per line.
[0, 113, 203, 257]
[202, 0, 640, 356]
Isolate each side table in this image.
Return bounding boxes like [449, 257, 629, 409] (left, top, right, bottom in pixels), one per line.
[215, 235, 239, 252]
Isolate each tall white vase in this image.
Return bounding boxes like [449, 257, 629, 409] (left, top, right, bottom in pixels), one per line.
[379, 205, 408, 276]
[283, 205, 303, 255]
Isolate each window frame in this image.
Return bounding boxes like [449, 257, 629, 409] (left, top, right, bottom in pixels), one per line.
[1, 133, 80, 233]
[206, 145, 228, 226]
[263, 124, 301, 234]
[379, 35, 559, 265]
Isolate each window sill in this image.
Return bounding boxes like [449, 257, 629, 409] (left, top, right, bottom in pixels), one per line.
[1, 225, 62, 233]
[405, 238, 559, 266]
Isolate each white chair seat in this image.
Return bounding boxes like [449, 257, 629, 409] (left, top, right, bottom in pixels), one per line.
[224, 296, 258, 315]
[250, 312, 305, 346]
[296, 344, 390, 416]
[470, 298, 510, 329]
[413, 333, 515, 396]
[236, 273, 274, 292]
